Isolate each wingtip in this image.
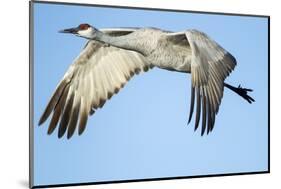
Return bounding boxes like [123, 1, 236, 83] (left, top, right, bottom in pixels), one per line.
[38, 118, 44, 126]
[58, 130, 65, 139]
[47, 129, 53, 135]
[201, 128, 206, 136]
[78, 128, 85, 136]
[187, 86, 195, 126]
[58, 135, 64, 139]
[67, 133, 73, 140]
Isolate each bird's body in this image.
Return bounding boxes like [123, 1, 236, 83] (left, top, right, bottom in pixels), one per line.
[100, 27, 192, 72]
[39, 24, 254, 139]
[144, 29, 192, 72]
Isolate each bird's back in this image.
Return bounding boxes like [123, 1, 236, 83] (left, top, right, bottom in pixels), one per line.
[135, 28, 192, 73]
[117, 27, 192, 73]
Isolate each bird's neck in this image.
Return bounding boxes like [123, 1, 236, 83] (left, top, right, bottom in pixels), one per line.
[95, 31, 144, 54]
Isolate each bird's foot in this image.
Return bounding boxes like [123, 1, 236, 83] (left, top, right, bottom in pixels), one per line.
[236, 84, 255, 103]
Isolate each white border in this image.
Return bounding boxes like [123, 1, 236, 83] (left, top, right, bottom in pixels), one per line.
[0, 0, 278, 189]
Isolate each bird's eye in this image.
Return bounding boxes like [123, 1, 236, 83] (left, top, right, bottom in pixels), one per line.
[79, 24, 90, 30]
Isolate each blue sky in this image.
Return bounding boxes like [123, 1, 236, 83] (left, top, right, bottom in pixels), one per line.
[32, 2, 268, 186]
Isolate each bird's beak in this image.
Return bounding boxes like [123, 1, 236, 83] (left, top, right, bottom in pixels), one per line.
[59, 27, 79, 34]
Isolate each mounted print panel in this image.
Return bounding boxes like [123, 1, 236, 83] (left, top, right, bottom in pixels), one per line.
[30, 1, 269, 188]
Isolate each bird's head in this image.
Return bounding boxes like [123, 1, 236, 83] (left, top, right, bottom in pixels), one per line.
[59, 23, 98, 39]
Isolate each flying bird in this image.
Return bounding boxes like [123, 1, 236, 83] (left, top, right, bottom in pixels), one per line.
[38, 23, 254, 139]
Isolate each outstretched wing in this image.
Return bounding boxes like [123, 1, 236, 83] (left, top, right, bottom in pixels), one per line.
[185, 30, 236, 135]
[38, 40, 152, 139]
[167, 30, 236, 135]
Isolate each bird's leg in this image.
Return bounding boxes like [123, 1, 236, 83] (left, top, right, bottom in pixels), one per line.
[224, 83, 255, 104]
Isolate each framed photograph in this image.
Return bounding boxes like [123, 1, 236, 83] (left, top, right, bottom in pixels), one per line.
[29, 1, 270, 188]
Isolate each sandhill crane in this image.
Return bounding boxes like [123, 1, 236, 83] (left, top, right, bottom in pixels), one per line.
[38, 23, 254, 139]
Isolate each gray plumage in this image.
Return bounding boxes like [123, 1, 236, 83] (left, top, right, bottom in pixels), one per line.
[39, 24, 254, 139]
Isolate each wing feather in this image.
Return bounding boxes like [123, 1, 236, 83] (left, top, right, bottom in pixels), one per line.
[188, 86, 195, 123]
[78, 97, 88, 135]
[194, 87, 201, 131]
[38, 79, 70, 125]
[58, 89, 75, 138]
[39, 40, 151, 138]
[185, 30, 236, 135]
[67, 94, 81, 139]
[48, 84, 70, 135]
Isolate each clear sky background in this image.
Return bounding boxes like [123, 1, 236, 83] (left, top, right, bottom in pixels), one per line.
[32, 2, 268, 186]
